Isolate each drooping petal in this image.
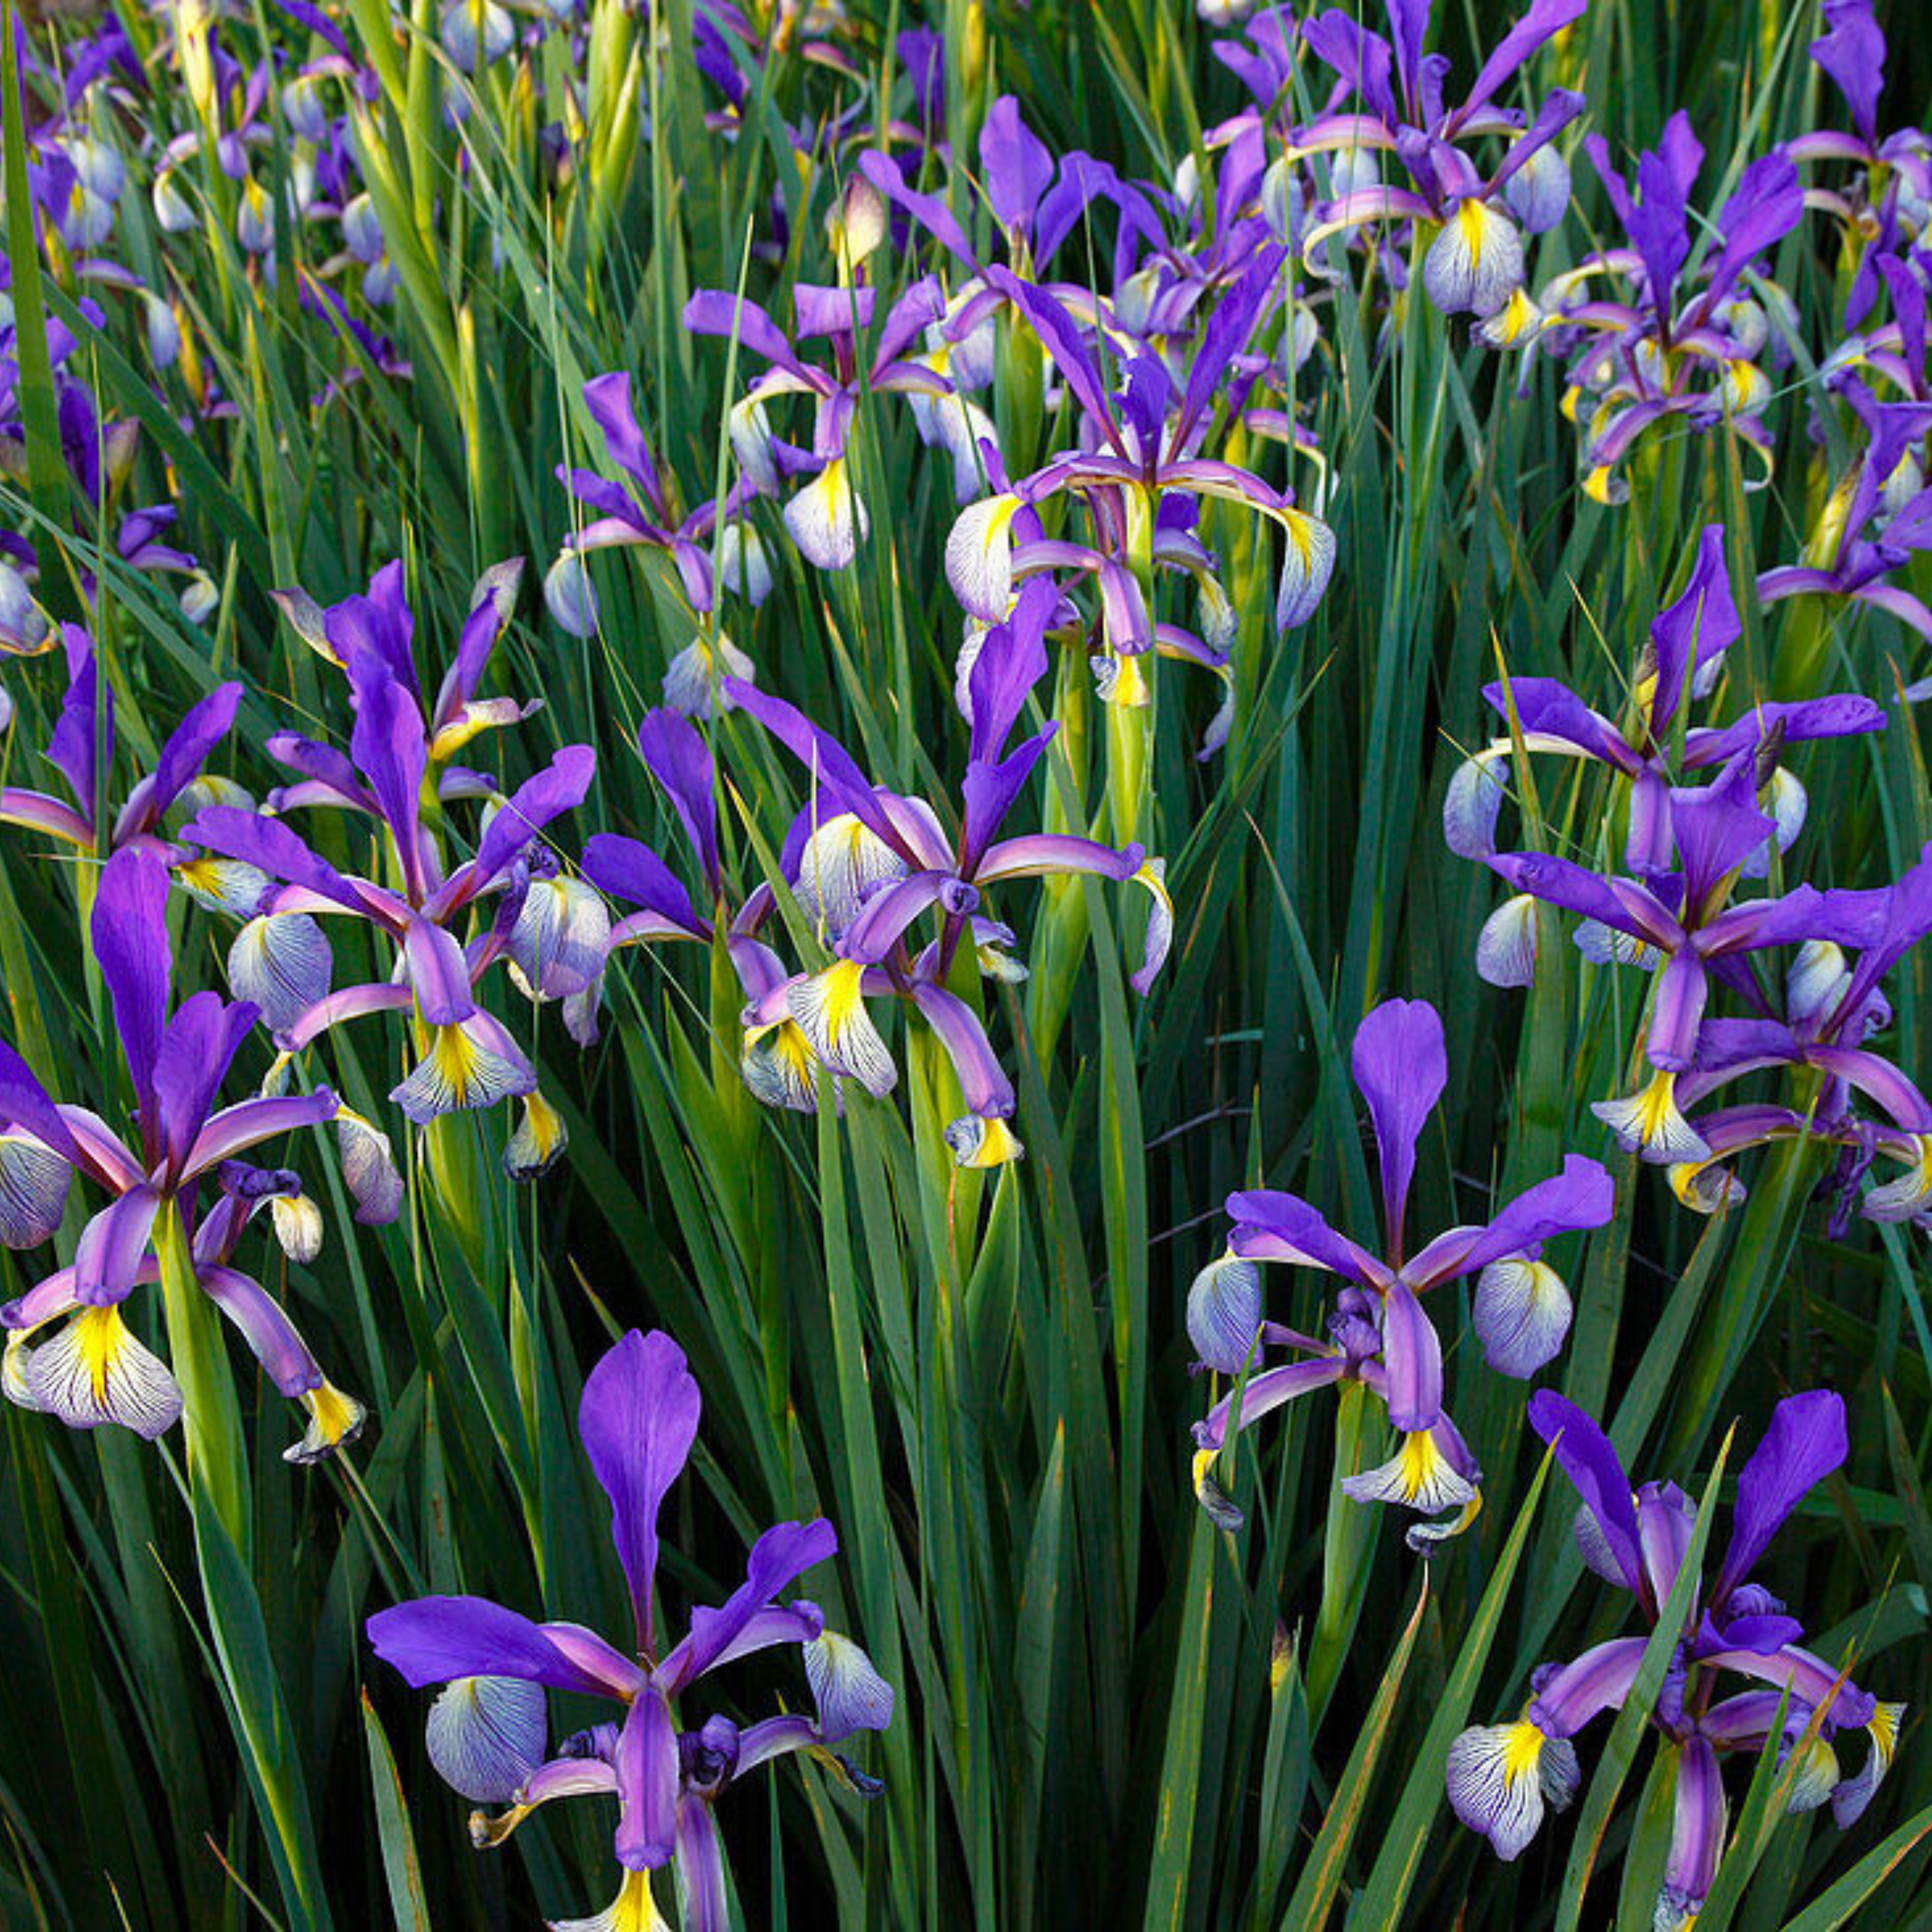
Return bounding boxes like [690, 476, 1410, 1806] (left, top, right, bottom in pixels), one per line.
[1527, 1389, 1645, 1596]
[804, 1631, 896, 1742]
[424, 1677, 549, 1803]
[1423, 200, 1525, 318]
[390, 1016, 536, 1124]
[1476, 894, 1540, 987]
[783, 460, 868, 572]
[22, 1305, 182, 1439]
[787, 962, 897, 1097]
[1186, 1253, 1263, 1373]
[0, 1131, 71, 1247]
[227, 913, 333, 1032]
[1446, 1719, 1570, 1860]
[1472, 1259, 1574, 1378]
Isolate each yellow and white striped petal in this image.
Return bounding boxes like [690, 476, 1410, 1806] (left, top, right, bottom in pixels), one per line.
[175, 855, 273, 915]
[1475, 285, 1543, 350]
[286, 1380, 366, 1465]
[1832, 1703, 1906, 1827]
[788, 961, 896, 1096]
[23, 1306, 183, 1440]
[1591, 1072, 1709, 1165]
[392, 1021, 532, 1124]
[1340, 1428, 1478, 1515]
[794, 813, 907, 941]
[1446, 1719, 1574, 1859]
[548, 1870, 668, 1932]
[502, 1092, 568, 1182]
[1423, 200, 1525, 318]
[741, 1019, 828, 1115]
[1781, 1733, 1842, 1814]
[784, 458, 868, 571]
[943, 1113, 1025, 1169]
[1669, 1159, 1748, 1215]
[271, 1192, 325, 1264]
[1864, 1136, 1932, 1222]
[945, 493, 1024, 619]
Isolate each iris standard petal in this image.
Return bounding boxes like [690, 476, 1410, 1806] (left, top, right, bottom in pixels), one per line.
[578, 1329, 701, 1655]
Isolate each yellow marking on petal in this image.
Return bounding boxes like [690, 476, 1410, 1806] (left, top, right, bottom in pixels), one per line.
[1456, 197, 1488, 263]
[952, 1115, 1024, 1169]
[1500, 1720, 1546, 1781]
[1635, 1072, 1682, 1144]
[74, 1306, 128, 1406]
[433, 1025, 480, 1104]
[1870, 1701, 1903, 1767]
[1583, 464, 1619, 506]
[818, 958, 868, 1044]
[1105, 651, 1151, 708]
[175, 857, 234, 898]
[429, 710, 491, 760]
[1396, 1428, 1449, 1501]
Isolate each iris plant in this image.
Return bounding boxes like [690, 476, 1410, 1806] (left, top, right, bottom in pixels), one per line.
[0, 846, 361, 1460]
[368, 1326, 892, 1931]
[1189, 997, 1613, 1546]
[1450, 1390, 1903, 1928]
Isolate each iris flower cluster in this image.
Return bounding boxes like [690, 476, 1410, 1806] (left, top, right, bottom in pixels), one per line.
[1443, 521, 1932, 1228]
[1451, 1390, 1903, 1928]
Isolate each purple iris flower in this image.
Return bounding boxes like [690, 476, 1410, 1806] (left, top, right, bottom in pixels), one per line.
[946, 259, 1334, 738]
[1667, 843, 1932, 1225]
[1760, 377, 1932, 663]
[683, 276, 954, 572]
[544, 370, 771, 716]
[1785, 0, 1931, 306]
[0, 627, 247, 884]
[180, 563, 596, 1167]
[717, 580, 1168, 1164]
[0, 846, 361, 1459]
[1529, 112, 1803, 502]
[1449, 525, 1884, 979]
[1484, 752, 1853, 1163]
[858, 92, 1163, 294]
[367, 1327, 892, 1931]
[1449, 1390, 1904, 1925]
[1189, 997, 1613, 1547]
[0, 314, 216, 619]
[1291, 0, 1587, 323]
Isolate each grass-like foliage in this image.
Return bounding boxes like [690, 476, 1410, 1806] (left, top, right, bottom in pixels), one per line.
[0, 1, 1930, 1926]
